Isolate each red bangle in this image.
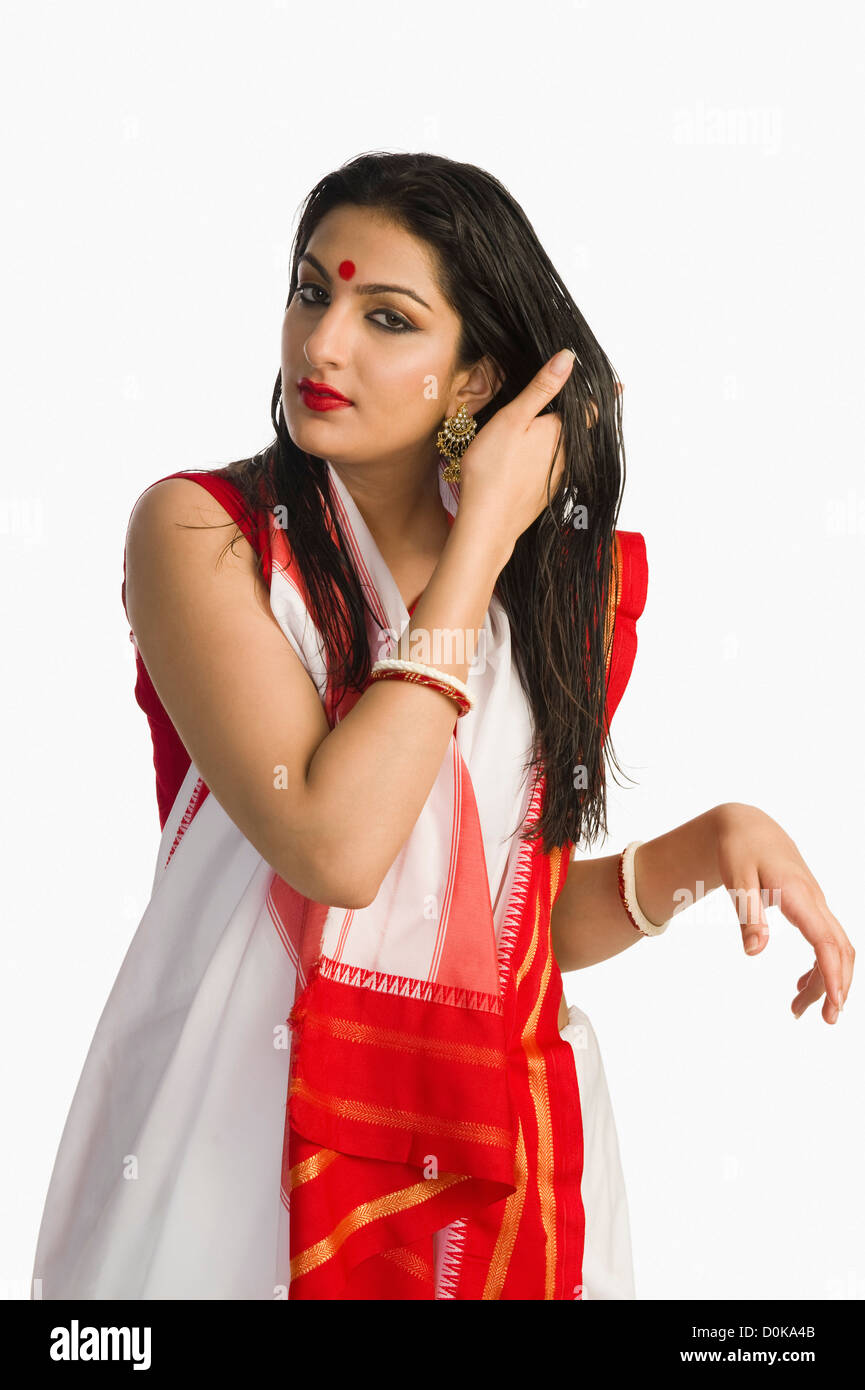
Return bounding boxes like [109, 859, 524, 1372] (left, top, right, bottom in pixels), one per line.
[365, 667, 471, 717]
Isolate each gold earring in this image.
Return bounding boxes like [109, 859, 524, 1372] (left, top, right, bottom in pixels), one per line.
[436, 403, 477, 484]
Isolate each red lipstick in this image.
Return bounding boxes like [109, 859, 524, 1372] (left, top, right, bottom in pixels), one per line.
[297, 378, 354, 411]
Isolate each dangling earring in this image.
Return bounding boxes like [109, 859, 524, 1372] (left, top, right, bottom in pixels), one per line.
[436, 403, 477, 484]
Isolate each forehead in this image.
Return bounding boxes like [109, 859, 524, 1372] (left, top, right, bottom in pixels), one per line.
[303, 205, 440, 294]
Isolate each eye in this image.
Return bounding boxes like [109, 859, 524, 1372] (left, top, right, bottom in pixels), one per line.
[368, 308, 414, 334]
[295, 282, 328, 306]
[293, 283, 415, 334]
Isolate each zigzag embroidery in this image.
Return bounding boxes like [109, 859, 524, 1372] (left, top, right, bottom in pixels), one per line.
[162, 775, 208, 871]
[496, 762, 545, 994]
[435, 1217, 469, 1299]
[318, 955, 504, 1016]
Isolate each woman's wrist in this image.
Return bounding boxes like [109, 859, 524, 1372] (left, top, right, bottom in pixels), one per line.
[450, 506, 515, 576]
[632, 805, 730, 927]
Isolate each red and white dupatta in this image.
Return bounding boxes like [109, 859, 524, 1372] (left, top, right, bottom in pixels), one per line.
[31, 456, 647, 1300]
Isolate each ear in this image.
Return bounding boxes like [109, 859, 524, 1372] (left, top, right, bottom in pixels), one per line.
[453, 355, 504, 415]
[480, 355, 506, 404]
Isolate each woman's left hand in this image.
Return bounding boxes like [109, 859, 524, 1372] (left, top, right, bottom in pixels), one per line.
[713, 803, 854, 1024]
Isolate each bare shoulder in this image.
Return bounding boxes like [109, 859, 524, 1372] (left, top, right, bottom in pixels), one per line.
[126, 475, 245, 550]
[125, 475, 267, 619]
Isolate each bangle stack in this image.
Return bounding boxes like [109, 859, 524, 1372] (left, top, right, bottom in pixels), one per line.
[616, 840, 669, 937]
[366, 658, 475, 718]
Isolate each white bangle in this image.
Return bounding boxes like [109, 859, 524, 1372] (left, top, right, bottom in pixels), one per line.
[369, 657, 475, 711]
[617, 840, 669, 937]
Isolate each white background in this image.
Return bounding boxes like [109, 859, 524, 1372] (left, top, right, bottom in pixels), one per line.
[2, 0, 862, 1302]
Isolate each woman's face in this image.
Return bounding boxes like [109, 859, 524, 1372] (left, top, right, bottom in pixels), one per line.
[281, 205, 489, 470]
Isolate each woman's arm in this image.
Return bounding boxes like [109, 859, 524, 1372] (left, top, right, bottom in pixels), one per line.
[550, 806, 723, 972]
[126, 479, 512, 908]
[551, 802, 854, 1025]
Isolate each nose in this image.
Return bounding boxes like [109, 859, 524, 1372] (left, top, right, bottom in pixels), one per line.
[300, 298, 356, 370]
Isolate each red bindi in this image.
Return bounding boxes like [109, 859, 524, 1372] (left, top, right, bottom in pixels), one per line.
[338, 259, 356, 280]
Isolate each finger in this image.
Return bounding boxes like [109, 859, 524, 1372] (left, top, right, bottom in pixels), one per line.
[812, 938, 843, 1020]
[805, 893, 851, 1011]
[512, 349, 575, 425]
[821, 902, 854, 1009]
[777, 879, 845, 1013]
[585, 383, 623, 428]
[727, 877, 769, 954]
[550, 439, 567, 494]
[792, 964, 825, 1019]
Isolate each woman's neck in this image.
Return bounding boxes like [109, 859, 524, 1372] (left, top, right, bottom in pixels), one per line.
[326, 453, 448, 552]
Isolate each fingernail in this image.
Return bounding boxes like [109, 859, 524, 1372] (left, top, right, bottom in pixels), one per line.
[550, 348, 576, 378]
[793, 1007, 803, 1020]
[837, 992, 845, 1011]
[745, 934, 761, 953]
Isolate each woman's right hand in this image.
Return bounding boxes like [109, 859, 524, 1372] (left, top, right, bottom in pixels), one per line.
[455, 348, 578, 554]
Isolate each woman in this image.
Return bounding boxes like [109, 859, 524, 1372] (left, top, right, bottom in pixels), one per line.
[31, 152, 853, 1301]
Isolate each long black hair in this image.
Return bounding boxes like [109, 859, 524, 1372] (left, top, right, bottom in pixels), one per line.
[213, 151, 633, 856]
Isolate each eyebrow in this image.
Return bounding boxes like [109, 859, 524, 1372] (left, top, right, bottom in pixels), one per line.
[298, 251, 432, 311]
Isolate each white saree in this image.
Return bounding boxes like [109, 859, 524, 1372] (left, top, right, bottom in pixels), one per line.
[31, 458, 636, 1300]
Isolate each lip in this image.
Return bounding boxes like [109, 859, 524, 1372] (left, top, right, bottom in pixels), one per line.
[297, 377, 354, 409]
